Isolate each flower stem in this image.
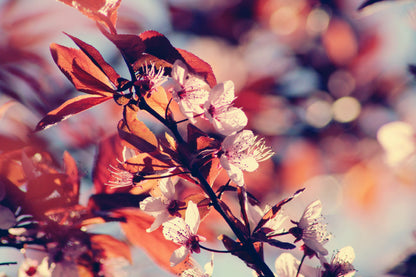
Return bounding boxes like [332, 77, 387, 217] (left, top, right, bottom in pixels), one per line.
[199, 244, 240, 253]
[191, 167, 274, 277]
[0, 262, 17, 266]
[296, 254, 306, 277]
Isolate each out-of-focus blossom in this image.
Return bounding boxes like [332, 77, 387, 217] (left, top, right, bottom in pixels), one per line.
[321, 246, 356, 277]
[18, 257, 54, 277]
[162, 201, 206, 266]
[377, 121, 415, 166]
[170, 60, 210, 120]
[289, 200, 331, 257]
[219, 130, 274, 186]
[140, 178, 182, 232]
[99, 257, 129, 277]
[274, 253, 320, 277]
[203, 80, 247, 136]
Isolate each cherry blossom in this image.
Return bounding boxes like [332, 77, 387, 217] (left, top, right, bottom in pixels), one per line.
[289, 200, 331, 257]
[181, 255, 214, 277]
[219, 130, 274, 186]
[140, 178, 183, 232]
[203, 80, 247, 136]
[170, 60, 210, 120]
[18, 257, 54, 277]
[274, 253, 320, 277]
[321, 246, 356, 277]
[162, 201, 206, 267]
[135, 62, 172, 96]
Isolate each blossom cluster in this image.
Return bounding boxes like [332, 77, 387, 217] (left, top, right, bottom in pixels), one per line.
[0, 0, 358, 276]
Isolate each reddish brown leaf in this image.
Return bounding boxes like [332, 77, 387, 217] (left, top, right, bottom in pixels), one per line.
[145, 86, 170, 118]
[0, 153, 25, 186]
[217, 199, 247, 236]
[132, 53, 173, 73]
[139, 30, 217, 87]
[187, 124, 219, 151]
[117, 208, 195, 274]
[139, 30, 182, 65]
[88, 193, 147, 211]
[177, 48, 216, 88]
[57, 0, 121, 33]
[26, 173, 67, 200]
[219, 234, 264, 273]
[90, 234, 132, 263]
[35, 94, 112, 131]
[65, 33, 120, 85]
[99, 27, 145, 65]
[117, 106, 158, 153]
[63, 151, 80, 203]
[253, 188, 305, 234]
[50, 43, 115, 96]
[92, 134, 125, 194]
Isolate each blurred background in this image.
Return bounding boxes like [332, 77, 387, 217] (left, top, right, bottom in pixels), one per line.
[1, 0, 416, 276]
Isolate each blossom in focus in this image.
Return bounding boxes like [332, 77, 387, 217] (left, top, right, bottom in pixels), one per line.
[140, 178, 183, 232]
[170, 60, 210, 120]
[18, 257, 54, 277]
[135, 62, 173, 96]
[181, 254, 214, 277]
[321, 246, 356, 277]
[289, 200, 331, 257]
[162, 201, 206, 267]
[203, 80, 247, 136]
[219, 130, 274, 186]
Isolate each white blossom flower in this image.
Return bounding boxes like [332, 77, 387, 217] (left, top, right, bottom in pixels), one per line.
[290, 200, 331, 257]
[18, 257, 54, 277]
[203, 80, 247, 136]
[275, 253, 320, 277]
[219, 130, 274, 186]
[135, 62, 172, 95]
[321, 246, 356, 277]
[140, 178, 182, 232]
[106, 165, 136, 188]
[181, 255, 214, 277]
[170, 60, 210, 120]
[162, 201, 206, 267]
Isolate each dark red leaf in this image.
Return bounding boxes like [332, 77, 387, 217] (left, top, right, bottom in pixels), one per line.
[217, 199, 247, 236]
[99, 27, 145, 65]
[176, 48, 216, 88]
[117, 106, 158, 153]
[88, 193, 147, 211]
[92, 134, 125, 194]
[219, 234, 264, 273]
[26, 173, 67, 200]
[35, 94, 112, 131]
[139, 30, 217, 87]
[65, 33, 120, 85]
[50, 43, 116, 96]
[63, 151, 80, 204]
[57, 0, 121, 32]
